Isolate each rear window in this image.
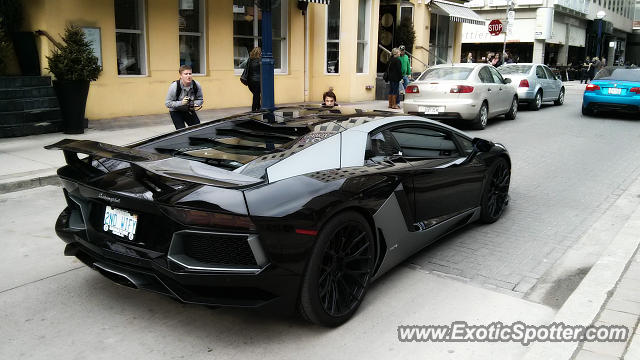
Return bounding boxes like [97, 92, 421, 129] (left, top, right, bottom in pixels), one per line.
[498, 65, 532, 75]
[595, 68, 640, 82]
[418, 67, 472, 81]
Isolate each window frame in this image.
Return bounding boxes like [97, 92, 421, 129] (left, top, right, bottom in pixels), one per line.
[536, 65, 547, 79]
[232, 1, 289, 75]
[114, 0, 148, 77]
[178, 0, 206, 75]
[325, 0, 341, 75]
[489, 66, 505, 83]
[356, 0, 371, 74]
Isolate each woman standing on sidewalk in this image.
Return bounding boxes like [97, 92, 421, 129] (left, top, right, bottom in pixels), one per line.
[245, 47, 262, 112]
[386, 48, 402, 109]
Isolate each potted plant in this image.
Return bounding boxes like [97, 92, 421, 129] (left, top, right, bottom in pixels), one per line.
[0, 0, 40, 75]
[46, 24, 101, 134]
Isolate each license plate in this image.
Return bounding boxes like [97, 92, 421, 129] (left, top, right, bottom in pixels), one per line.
[103, 206, 138, 240]
[608, 88, 622, 95]
[418, 106, 445, 114]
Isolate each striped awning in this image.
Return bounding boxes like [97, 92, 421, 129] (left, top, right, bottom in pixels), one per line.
[431, 0, 485, 26]
[301, 0, 330, 4]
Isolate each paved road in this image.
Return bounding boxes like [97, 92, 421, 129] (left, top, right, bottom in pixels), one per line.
[409, 84, 640, 303]
[2, 85, 639, 359]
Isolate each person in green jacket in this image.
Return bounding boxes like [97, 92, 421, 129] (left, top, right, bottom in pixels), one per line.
[398, 45, 411, 106]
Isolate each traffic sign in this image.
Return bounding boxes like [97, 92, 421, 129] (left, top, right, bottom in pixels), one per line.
[507, 11, 515, 22]
[488, 19, 503, 36]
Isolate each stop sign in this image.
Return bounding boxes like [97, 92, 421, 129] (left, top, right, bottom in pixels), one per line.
[488, 19, 503, 36]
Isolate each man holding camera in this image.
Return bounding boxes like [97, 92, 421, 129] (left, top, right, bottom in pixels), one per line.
[165, 65, 203, 130]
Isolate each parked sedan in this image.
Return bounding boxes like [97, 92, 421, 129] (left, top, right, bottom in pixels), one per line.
[46, 107, 511, 326]
[403, 63, 518, 130]
[498, 63, 565, 110]
[582, 67, 640, 116]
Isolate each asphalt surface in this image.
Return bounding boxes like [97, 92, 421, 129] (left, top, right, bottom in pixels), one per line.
[2, 85, 640, 359]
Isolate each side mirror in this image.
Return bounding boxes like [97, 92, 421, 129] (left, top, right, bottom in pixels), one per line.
[472, 137, 494, 152]
[503, 77, 512, 84]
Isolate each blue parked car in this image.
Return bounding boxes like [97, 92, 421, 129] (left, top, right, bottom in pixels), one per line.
[582, 67, 640, 116]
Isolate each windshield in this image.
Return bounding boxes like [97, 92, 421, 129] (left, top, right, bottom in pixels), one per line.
[498, 65, 532, 75]
[594, 67, 640, 82]
[418, 67, 472, 81]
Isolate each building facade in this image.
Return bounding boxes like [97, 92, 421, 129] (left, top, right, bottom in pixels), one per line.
[20, 0, 483, 120]
[461, 0, 636, 67]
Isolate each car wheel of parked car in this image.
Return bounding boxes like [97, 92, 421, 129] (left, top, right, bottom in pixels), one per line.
[299, 211, 375, 327]
[480, 158, 510, 224]
[554, 88, 565, 106]
[504, 97, 518, 120]
[472, 102, 489, 130]
[581, 106, 593, 116]
[529, 91, 542, 111]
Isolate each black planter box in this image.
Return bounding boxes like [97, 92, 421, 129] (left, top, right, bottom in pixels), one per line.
[53, 80, 90, 134]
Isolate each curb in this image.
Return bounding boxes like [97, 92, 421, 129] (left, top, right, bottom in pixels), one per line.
[0, 173, 60, 194]
[522, 175, 640, 360]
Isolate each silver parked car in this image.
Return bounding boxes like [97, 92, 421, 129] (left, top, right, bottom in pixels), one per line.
[403, 63, 518, 130]
[497, 63, 565, 110]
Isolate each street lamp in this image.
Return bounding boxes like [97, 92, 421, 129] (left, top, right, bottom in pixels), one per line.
[595, 11, 606, 59]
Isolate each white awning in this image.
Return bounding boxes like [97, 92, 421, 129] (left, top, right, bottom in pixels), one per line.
[431, 0, 485, 26]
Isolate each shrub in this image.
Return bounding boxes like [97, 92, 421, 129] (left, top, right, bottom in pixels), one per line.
[46, 24, 101, 81]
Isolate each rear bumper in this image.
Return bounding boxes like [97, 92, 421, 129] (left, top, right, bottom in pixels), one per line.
[55, 208, 301, 313]
[582, 102, 640, 113]
[403, 99, 479, 120]
[582, 92, 640, 113]
[517, 87, 536, 101]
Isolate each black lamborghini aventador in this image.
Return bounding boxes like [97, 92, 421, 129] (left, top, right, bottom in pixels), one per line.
[47, 106, 511, 326]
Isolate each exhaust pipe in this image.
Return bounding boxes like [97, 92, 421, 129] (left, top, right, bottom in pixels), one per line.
[93, 262, 140, 289]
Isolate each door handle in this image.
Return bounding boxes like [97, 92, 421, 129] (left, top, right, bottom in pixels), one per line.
[487, 88, 492, 92]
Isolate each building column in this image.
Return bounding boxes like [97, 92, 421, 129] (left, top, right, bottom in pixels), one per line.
[557, 44, 568, 65]
[533, 39, 545, 63]
[452, 22, 463, 64]
[607, 37, 616, 66]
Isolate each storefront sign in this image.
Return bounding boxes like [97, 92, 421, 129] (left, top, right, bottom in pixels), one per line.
[462, 19, 536, 44]
[488, 20, 503, 36]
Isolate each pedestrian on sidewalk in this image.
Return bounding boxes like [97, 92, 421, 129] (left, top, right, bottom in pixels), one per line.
[165, 65, 203, 130]
[245, 47, 262, 112]
[580, 57, 591, 84]
[385, 48, 402, 110]
[398, 45, 412, 107]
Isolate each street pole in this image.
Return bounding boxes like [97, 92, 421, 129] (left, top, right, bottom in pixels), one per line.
[502, 1, 513, 64]
[261, 0, 275, 112]
[595, 19, 603, 59]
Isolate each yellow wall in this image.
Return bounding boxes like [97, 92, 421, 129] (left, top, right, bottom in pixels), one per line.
[22, 0, 379, 120]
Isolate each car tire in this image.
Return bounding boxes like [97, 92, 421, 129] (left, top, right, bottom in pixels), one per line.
[299, 211, 375, 327]
[504, 97, 518, 120]
[529, 90, 542, 111]
[472, 102, 489, 130]
[480, 158, 510, 224]
[554, 88, 565, 106]
[581, 106, 593, 116]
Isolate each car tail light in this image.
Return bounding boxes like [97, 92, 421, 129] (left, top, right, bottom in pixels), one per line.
[406, 85, 419, 93]
[585, 84, 600, 91]
[450, 85, 474, 93]
[518, 79, 529, 88]
[630, 87, 640, 94]
[161, 207, 256, 230]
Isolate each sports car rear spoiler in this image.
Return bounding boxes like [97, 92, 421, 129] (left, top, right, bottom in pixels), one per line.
[45, 139, 262, 188]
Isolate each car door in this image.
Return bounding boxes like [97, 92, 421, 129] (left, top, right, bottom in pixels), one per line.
[489, 66, 512, 112]
[543, 66, 560, 100]
[478, 66, 500, 116]
[386, 125, 486, 229]
[535, 65, 550, 99]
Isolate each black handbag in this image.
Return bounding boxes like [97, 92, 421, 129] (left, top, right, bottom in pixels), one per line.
[240, 65, 249, 86]
[383, 68, 389, 82]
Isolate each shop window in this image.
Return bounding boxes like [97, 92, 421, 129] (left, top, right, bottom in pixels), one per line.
[179, 0, 205, 74]
[429, 14, 450, 65]
[326, 0, 340, 73]
[115, 0, 147, 75]
[356, 0, 371, 73]
[233, 0, 288, 72]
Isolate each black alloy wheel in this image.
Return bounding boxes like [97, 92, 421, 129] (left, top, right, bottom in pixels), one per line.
[299, 211, 375, 326]
[480, 158, 510, 223]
